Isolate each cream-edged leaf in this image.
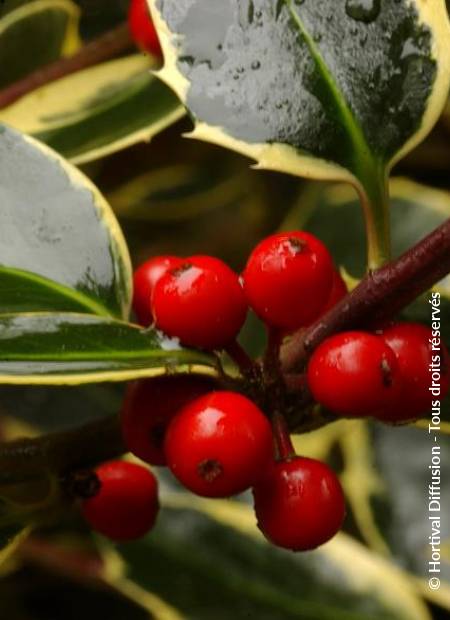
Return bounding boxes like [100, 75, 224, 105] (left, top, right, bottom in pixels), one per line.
[1, 55, 184, 165]
[150, 0, 450, 267]
[0, 125, 132, 318]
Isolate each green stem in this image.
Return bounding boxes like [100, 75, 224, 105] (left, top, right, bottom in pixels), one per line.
[356, 159, 391, 270]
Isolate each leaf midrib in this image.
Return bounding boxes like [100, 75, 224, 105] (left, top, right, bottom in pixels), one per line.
[284, 0, 373, 173]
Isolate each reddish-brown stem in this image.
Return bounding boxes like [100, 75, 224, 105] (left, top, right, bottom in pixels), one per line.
[0, 23, 133, 110]
[272, 411, 296, 461]
[281, 218, 450, 373]
[0, 417, 125, 486]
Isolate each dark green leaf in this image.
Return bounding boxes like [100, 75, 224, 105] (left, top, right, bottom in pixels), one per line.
[0, 383, 125, 431]
[0, 313, 216, 384]
[119, 503, 429, 620]
[0, 125, 131, 318]
[0, 266, 111, 315]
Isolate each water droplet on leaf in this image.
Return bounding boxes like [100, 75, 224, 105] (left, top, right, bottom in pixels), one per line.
[345, 0, 380, 23]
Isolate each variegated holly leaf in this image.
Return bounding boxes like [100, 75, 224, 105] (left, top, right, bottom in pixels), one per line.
[0, 124, 131, 318]
[0, 313, 216, 385]
[150, 0, 450, 267]
[0, 55, 184, 165]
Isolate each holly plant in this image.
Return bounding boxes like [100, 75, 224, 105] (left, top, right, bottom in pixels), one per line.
[0, 0, 449, 619]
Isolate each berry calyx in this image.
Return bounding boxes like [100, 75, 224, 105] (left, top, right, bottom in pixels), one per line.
[128, 0, 162, 57]
[133, 255, 181, 326]
[81, 461, 159, 541]
[164, 391, 272, 497]
[307, 331, 403, 418]
[121, 376, 215, 466]
[377, 322, 449, 421]
[152, 256, 248, 349]
[253, 456, 345, 551]
[243, 231, 334, 330]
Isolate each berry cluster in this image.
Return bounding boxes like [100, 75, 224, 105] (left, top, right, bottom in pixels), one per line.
[308, 323, 449, 422]
[80, 229, 448, 552]
[132, 230, 344, 345]
[83, 381, 345, 551]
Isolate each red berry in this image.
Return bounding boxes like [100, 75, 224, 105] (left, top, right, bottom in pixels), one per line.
[307, 331, 403, 418]
[164, 391, 272, 497]
[81, 461, 159, 541]
[253, 457, 345, 551]
[243, 231, 334, 330]
[121, 376, 215, 466]
[320, 269, 348, 315]
[377, 322, 449, 421]
[128, 0, 162, 57]
[133, 255, 181, 326]
[152, 256, 248, 349]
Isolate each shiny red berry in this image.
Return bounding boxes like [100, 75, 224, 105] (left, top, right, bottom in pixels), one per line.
[377, 322, 449, 421]
[81, 461, 159, 541]
[121, 376, 215, 466]
[164, 391, 272, 497]
[253, 457, 345, 551]
[133, 255, 181, 326]
[243, 231, 334, 330]
[307, 331, 403, 417]
[152, 256, 248, 349]
[128, 0, 162, 57]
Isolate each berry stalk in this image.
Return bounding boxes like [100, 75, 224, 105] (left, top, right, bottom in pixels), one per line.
[272, 411, 295, 461]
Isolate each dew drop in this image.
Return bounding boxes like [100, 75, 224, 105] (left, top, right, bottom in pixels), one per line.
[345, 0, 380, 23]
[251, 60, 261, 70]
